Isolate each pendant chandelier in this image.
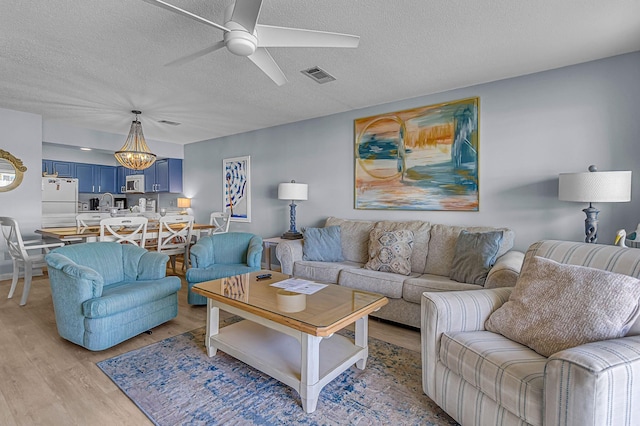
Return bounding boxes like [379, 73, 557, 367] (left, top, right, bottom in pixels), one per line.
[115, 110, 157, 170]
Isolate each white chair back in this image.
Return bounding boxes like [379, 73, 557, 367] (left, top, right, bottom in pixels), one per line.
[0, 216, 64, 305]
[209, 211, 231, 235]
[76, 212, 110, 233]
[157, 215, 194, 272]
[158, 215, 194, 253]
[99, 217, 148, 247]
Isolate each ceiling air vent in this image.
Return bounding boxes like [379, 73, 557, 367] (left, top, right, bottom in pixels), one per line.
[158, 120, 181, 126]
[301, 66, 336, 84]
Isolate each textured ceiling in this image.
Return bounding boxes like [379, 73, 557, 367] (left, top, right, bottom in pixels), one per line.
[1, 0, 639, 145]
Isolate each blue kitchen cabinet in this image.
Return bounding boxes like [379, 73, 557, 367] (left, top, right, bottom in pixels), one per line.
[52, 161, 74, 177]
[75, 163, 95, 193]
[75, 163, 117, 193]
[144, 159, 182, 193]
[42, 160, 53, 175]
[143, 164, 156, 193]
[42, 160, 74, 177]
[97, 166, 117, 193]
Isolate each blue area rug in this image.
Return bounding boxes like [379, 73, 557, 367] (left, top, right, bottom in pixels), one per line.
[97, 321, 458, 425]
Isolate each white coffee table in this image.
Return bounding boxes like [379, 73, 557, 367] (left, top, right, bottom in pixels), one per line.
[192, 270, 388, 413]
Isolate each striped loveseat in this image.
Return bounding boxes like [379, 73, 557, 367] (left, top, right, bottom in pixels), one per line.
[422, 240, 640, 426]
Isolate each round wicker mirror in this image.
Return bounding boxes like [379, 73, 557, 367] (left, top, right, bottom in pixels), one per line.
[0, 149, 27, 192]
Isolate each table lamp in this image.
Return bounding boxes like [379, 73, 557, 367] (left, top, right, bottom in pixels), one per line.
[559, 165, 632, 243]
[278, 180, 308, 239]
[177, 197, 191, 215]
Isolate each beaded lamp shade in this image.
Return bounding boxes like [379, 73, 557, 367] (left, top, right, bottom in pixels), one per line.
[115, 110, 157, 170]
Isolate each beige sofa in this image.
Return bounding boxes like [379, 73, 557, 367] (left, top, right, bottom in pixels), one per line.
[422, 240, 640, 426]
[276, 217, 524, 328]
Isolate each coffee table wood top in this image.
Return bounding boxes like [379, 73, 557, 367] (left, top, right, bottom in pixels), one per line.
[192, 270, 388, 337]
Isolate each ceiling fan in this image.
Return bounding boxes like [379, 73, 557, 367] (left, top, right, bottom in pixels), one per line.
[141, 0, 360, 86]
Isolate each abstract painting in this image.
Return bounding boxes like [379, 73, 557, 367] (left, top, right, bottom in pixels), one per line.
[223, 156, 251, 222]
[354, 97, 479, 211]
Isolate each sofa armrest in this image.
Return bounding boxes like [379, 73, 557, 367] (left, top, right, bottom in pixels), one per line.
[137, 251, 170, 280]
[45, 252, 104, 298]
[545, 335, 640, 426]
[275, 239, 303, 275]
[247, 236, 263, 268]
[190, 242, 209, 269]
[485, 250, 525, 288]
[421, 288, 512, 398]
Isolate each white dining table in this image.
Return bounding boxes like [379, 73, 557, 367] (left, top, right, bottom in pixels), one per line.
[36, 223, 215, 244]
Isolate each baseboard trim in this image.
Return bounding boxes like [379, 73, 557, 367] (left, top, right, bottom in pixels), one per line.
[0, 269, 44, 282]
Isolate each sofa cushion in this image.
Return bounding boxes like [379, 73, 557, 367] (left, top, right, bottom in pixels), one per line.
[302, 226, 343, 262]
[485, 256, 640, 357]
[339, 268, 419, 299]
[325, 217, 375, 263]
[449, 230, 504, 285]
[425, 224, 515, 276]
[403, 274, 482, 304]
[364, 229, 414, 275]
[83, 277, 182, 318]
[374, 220, 431, 273]
[440, 330, 545, 426]
[293, 260, 362, 284]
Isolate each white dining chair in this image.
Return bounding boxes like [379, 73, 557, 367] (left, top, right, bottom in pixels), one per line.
[0, 216, 64, 305]
[155, 215, 194, 273]
[99, 217, 148, 247]
[208, 211, 231, 235]
[76, 212, 110, 233]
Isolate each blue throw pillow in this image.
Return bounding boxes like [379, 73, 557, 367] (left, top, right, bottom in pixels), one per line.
[449, 230, 504, 285]
[302, 226, 344, 262]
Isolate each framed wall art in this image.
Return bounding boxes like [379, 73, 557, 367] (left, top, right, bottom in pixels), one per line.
[354, 97, 479, 211]
[223, 155, 251, 222]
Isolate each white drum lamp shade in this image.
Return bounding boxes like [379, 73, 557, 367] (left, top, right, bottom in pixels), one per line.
[278, 181, 308, 239]
[278, 182, 308, 201]
[559, 171, 632, 203]
[558, 166, 632, 243]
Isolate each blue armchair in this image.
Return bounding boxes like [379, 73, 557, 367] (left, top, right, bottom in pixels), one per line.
[186, 232, 263, 305]
[45, 242, 181, 351]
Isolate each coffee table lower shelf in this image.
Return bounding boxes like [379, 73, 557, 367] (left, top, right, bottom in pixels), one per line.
[207, 309, 369, 413]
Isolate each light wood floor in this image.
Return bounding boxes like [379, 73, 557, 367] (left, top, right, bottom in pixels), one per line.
[0, 268, 421, 426]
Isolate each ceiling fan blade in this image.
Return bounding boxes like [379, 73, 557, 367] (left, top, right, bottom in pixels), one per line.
[141, 0, 229, 32]
[247, 48, 287, 86]
[256, 25, 360, 48]
[165, 41, 226, 67]
[231, 0, 263, 33]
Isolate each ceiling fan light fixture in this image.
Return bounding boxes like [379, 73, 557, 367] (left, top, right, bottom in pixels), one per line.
[144, 0, 359, 86]
[115, 110, 157, 171]
[225, 30, 257, 56]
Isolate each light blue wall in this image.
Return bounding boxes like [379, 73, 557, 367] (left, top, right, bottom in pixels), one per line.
[184, 52, 640, 251]
[0, 108, 43, 277]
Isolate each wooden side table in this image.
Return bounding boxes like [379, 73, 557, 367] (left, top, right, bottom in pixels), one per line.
[263, 237, 289, 271]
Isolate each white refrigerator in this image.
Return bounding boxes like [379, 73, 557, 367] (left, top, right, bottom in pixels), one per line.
[42, 177, 78, 227]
